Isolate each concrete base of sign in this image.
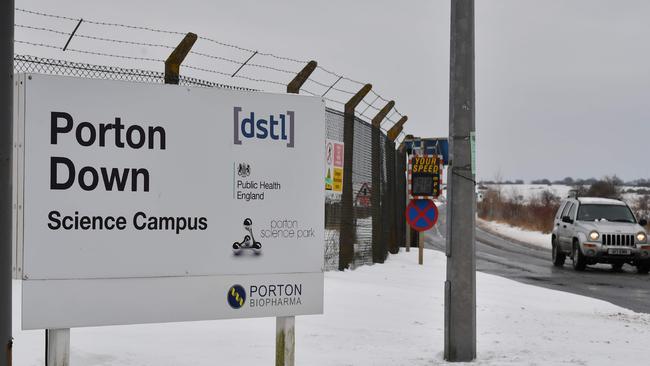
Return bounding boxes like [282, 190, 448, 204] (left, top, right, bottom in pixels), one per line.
[276, 316, 295, 366]
[46, 328, 70, 366]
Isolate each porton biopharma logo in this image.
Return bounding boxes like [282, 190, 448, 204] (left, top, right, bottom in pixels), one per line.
[227, 284, 246, 309]
[233, 107, 295, 148]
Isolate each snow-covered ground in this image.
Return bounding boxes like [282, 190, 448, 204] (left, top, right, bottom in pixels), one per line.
[11, 249, 650, 365]
[477, 218, 551, 250]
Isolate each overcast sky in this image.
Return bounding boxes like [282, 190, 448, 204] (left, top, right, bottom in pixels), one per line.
[14, 0, 650, 182]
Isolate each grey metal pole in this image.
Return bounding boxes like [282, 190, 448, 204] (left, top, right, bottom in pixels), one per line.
[444, 0, 476, 362]
[1, 2, 14, 366]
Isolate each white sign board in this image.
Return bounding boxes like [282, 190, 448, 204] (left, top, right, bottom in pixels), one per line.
[14, 74, 325, 329]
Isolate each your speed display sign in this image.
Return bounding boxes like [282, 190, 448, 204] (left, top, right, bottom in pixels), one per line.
[408, 154, 441, 199]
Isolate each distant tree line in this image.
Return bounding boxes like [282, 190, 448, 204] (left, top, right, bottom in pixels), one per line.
[480, 179, 524, 185]
[480, 175, 650, 187]
[530, 176, 624, 187]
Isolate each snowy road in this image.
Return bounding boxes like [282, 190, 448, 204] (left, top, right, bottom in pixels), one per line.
[427, 227, 650, 313]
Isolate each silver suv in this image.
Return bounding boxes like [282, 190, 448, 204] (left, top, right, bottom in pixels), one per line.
[551, 197, 649, 273]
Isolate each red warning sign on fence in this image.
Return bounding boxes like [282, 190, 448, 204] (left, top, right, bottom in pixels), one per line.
[356, 182, 371, 207]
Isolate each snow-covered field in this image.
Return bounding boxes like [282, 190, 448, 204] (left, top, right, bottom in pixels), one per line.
[481, 184, 645, 206]
[477, 218, 551, 250]
[483, 184, 573, 202]
[11, 249, 650, 366]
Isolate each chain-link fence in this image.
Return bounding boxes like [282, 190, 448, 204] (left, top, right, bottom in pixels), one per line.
[13, 54, 255, 91]
[14, 54, 406, 271]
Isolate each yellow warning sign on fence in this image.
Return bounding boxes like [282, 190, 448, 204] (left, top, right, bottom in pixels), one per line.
[333, 167, 343, 192]
[325, 168, 333, 190]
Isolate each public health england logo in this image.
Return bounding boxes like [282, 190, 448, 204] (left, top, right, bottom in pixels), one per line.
[227, 284, 246, 309]
[237, 163, 251, 178]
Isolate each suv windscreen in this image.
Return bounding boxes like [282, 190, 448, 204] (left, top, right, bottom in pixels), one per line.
[577, 204, 636, 223]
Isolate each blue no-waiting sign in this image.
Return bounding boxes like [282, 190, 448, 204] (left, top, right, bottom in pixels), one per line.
[406, 199, 439, 232]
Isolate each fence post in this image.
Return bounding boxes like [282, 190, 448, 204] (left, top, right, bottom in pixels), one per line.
[389, 119, 409, 252]
[287, 61, 317, 94]
[339, 84, 372, 270]
[164, 32, 198, 85]
[394, 147, 407, 252]
[371, 101, 394, 263]
[387, 116, 408, 142]
[384, 139, 398, 254]
[388, 117, 408, 254]
[0, 3, 13, 366]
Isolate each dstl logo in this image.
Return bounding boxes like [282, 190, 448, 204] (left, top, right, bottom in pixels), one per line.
[233, 107, 295, 148]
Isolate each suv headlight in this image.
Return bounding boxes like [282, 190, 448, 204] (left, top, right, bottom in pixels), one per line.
[589, 231, 600, 241]
[637, 232, 647, 243]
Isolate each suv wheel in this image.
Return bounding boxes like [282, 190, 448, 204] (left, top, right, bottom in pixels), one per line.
[552, 238, 565, 267]
[572, 242, 587, 271]
[637, 263, 650, 274]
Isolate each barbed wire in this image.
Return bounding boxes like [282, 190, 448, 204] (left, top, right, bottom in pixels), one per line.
[16, 7, 308, 66]
[15, 24, 305, 88]
[15, 40, 165, 63]
[182, 64, 287, 87]
[189, 50, 297, 75]
[16, 24, 175, 49]
[16, 39, 294, 89]
[17, 8, 79, 22]
[303, 90, 346, 107]
[15, 7, 407, 127]
[360, 99, 381, 112]
[16, 8, 184, 35]
[304, 78, 330, 89]
[15, 22, 294, 78]
[197, 37, 310, 64]
[315, 65, 365, 86]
